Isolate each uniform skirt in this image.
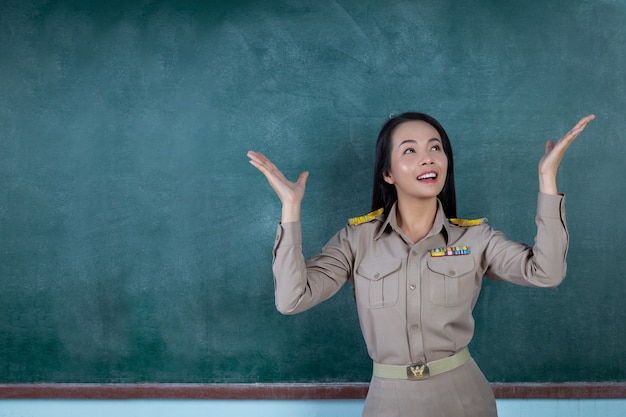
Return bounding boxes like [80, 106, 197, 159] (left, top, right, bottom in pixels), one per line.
[362, 358, 497, 417]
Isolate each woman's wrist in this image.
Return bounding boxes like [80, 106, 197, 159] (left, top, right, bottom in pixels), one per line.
[281, 203, 301, 223]
[539, 174, 558, 195]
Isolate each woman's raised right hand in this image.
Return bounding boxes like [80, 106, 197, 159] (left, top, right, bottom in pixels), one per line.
[247, 151, 308, 222]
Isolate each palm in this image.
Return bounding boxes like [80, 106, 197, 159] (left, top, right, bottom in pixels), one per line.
[247, 150, 308, 204]
[539, 114, 595, 176]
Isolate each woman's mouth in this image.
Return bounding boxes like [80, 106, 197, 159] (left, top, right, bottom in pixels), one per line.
[417, 172, 437, 181]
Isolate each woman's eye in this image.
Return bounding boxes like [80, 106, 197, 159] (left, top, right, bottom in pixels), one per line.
[431, 145, 441, 151]
[403, 148, 416, 154]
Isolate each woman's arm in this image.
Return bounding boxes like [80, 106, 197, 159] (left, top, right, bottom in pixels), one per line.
[247, 150, 352, 314]
[483, 193, 569, 288]
[485, 114, 595, 287]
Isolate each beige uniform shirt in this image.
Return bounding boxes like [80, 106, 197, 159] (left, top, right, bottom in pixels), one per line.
[272, 193, 568, 366]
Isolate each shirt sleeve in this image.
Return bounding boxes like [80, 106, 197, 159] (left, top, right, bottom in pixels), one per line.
[483, 192, 569, 288]
[272, 221, 353, 314]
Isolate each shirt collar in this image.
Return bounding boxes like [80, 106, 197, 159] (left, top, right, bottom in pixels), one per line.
[374, 200, 450, 244]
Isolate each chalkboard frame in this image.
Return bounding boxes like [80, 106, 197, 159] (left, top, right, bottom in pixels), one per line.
[1, 383, 625, 399]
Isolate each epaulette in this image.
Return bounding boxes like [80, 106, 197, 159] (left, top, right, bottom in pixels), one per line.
[448, 217, 487, 227]
[349, 208, 384, 225]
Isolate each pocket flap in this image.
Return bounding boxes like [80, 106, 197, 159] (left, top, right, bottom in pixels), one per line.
[427, 256, 474, 277]
[356, 259, 402, 281]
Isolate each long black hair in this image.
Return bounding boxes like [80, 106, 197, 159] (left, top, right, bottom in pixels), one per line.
[371, 112, 457, 219]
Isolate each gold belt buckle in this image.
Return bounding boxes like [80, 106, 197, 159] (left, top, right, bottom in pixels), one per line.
[407, 361, 430, 380]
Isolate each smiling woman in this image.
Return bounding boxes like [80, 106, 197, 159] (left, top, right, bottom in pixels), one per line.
[381, 120, 449, 242]
[247, 111, 594, 417]
[371, 113, 457, 221]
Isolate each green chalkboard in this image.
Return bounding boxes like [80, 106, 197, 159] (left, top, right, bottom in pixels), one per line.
[1, 0, 625, 384]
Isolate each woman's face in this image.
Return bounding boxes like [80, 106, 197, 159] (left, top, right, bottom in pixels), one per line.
[383, 120, 448, 203]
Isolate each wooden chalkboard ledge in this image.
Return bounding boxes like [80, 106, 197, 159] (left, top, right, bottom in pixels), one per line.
[0, 383, 625, 399]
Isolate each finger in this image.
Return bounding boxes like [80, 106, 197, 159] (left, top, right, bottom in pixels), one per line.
[247, 150, 274, 170]
[247, 150, 265, 162]
[247, 151, 266, 170]
[544, 140, 555, 156]
[248, 151, 284, 178]
[561, 114, 595, 142]
[552, 115, 594, 152]
[575, 114, 595, 128]
[556, 127, 583, 147]
[565, 115, 595, 134]
[296, 171, 309, 187]
[251, 162, 288, 187]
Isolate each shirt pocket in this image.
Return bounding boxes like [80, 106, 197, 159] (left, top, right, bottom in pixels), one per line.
[355, 258, 402, 309]
[426, 256, 476, 306]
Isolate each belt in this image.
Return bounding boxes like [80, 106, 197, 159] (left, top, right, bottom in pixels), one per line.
[372, 347, 471, 380]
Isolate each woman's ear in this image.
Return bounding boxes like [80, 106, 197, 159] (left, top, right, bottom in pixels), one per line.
[383, 170, 394, 185]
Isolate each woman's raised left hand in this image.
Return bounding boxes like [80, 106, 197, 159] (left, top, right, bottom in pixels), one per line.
[538, 114, 595, 194]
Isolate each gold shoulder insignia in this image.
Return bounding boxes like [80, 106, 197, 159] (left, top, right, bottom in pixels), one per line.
[349, 208, 384, 225]
[449, 217, 487, 227]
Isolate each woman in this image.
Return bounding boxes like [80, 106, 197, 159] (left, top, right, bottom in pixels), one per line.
[247, 112, 594, 416]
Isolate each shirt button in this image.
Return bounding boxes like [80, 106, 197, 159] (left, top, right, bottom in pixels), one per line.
[411, 323, 419, 330]
[412, 250, 418, 256]
[374, 273, 380, 279]
[449, 270, 457, 277]
[409, 284, 416, 290]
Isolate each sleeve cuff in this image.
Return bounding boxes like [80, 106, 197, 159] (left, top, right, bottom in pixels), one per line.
[537, 192, 565, 219]
[274, 221, 303, 248]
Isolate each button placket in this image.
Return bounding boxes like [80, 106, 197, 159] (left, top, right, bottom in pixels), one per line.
[406, 244, 425, 363]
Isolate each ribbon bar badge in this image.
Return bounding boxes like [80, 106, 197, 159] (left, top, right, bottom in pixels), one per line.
[430, 246, 470, 257]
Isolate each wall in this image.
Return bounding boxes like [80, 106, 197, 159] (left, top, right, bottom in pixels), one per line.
[1, 399, 625, 417]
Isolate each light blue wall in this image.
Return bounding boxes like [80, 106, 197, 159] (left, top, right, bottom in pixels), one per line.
[0, 399, 625, 417]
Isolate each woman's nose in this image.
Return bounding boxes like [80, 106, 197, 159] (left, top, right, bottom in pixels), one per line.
[420, 155, 434, 165]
